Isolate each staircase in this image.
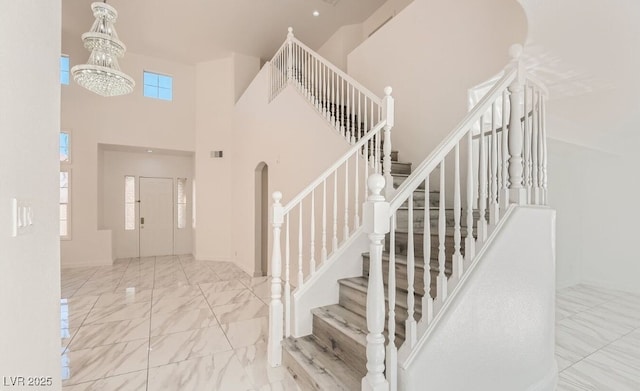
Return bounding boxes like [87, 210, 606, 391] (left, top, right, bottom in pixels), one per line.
[281, 149, 488, 389]
[266, 28, 552, 391]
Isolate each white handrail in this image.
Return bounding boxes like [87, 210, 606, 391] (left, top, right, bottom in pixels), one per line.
[267, 27, 396, 369]
[283, 121, 386, 215]
[363, 45, 549, 390]
[390, 68, 516, 211]
[290, 37, 382, 106]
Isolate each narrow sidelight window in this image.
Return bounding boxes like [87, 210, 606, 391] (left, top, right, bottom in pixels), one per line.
[125, 176, 136, 230]
[177, 178, 187, 229]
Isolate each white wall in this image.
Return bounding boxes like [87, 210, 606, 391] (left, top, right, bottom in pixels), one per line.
[362, 0, 413, 39]
[193, 55, 261, 262]
[347, 0, 527, 168]
[61, 31, 196, 267]
[100, 148, 194, 259]
[317, 24, 364, 72]
[0, 1, 61, 387]
[399, 207, 557, 391]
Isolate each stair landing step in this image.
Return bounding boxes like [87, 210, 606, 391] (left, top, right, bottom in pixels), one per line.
[283, 336, 360, 391]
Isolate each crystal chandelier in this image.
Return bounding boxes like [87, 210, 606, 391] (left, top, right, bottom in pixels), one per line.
[71, 1, 134, 97]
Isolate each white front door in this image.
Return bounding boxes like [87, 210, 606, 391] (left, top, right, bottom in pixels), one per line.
[139, 177, 174, 257]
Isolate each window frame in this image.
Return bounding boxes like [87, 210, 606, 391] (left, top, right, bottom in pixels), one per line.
[60, 55, 70, 86]
[60, 167, 72, 240]
[143, 70, 173, 101]
[124, 175, 137, 231]
[176, 177, 187, 229]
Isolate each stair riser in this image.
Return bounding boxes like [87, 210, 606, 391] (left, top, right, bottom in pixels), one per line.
[395, 209, 484, 230]
[283, 349, 327, 391]
[386, 233, 460, 258]
[393, 175, 424, 189]
[363, 258, 452, 299]
[399, 191, 439, 208]
[313, 315, 367, 379]
[391, 162, 412, 175]
[339, 282, 422, 328]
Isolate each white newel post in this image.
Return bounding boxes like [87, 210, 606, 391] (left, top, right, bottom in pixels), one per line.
[268, 192, 284, 367]
[382, 87, 395, 198]
[507, 44, 527, 204]
[286, 27, 293, 83]
[362, 174, 390, 391]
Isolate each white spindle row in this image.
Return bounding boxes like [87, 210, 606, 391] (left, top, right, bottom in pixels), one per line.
[370, 45, 549, 389]
[268, 82, 394, 368]
[269, 28, 383, 147]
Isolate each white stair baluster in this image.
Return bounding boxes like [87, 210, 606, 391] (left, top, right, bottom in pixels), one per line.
[537, 91, 545, 205]
[382, 87, 394, 198]
[321, 179, 328, 262]
[490, 102, 499, 226]
[344, 161, 350, 241]
[358, 91, 362, 142]
[284, 214, 291, 338]
[351, 86, 356, 144]
[364, 126, 369, 186]
[437, 161, 448, 302]
[333, 172, 338, 252]
[268, 192, 284, 367]
[332, 72, 336, 128]
[541, 94, 548, 205]
[465, 130, 476, 261]
[478, 116, 488, 243]
[453, 143, 463, 278]
[347, 83, 352, 142]
[501, 89, 509, 210]
[531, 88, 540, 205]
[354, 151, 360, 229]
[310, 190, 316, 274]
[286, 28, 293, 82]
[406, 195, 417, 348]
[523, 84, 531, 203]
[507, 44, 526, 204]
[298, 203, 304, 288]
[387, 214, 398, 391]
[423, 177, 434, 323]
[362, 174, 390, 391]
[340, 78, 345, 137]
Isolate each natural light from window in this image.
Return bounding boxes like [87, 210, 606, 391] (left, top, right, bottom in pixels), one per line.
[125, 176, 136, 230]
[60, 55, 70, 85]
[143, 71, 173, 101]
[177, 178, 187, 229]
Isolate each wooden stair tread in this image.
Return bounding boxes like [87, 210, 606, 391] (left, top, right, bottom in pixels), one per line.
[312, 305, 368, 348]
[283, 336, 361, 391]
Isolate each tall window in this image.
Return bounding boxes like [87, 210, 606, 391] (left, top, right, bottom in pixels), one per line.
[125, 176, 136, 230]
[60, 131, 71, 238]
[143, 71, 173, 101]
[60, 170, 70, 238]
[60, 55, 70, 85]
[177, 178, 187, 229]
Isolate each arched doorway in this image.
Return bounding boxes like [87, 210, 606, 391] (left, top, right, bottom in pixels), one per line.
[255, 162, 269, 276]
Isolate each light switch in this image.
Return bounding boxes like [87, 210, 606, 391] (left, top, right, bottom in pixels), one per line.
[11, 198, 34, 237]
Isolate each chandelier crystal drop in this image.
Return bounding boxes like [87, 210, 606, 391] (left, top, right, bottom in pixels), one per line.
[71, 2, 134, 97]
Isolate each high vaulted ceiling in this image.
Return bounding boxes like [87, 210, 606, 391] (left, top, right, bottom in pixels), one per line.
[62, 0, 386, 64]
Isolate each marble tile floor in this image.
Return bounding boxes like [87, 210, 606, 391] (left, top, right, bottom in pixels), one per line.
[61, 257, 640, 390]
[556, 284, 640, 390]
[60, 255, 300, 391]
